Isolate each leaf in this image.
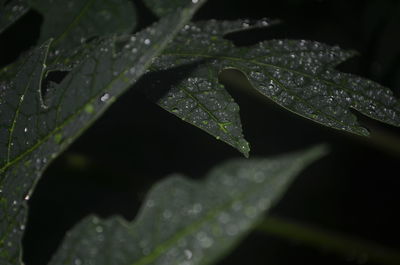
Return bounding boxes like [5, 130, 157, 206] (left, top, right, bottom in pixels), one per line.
[31, 0, 137, 66]
[0, 0, 29, 34]
[152, 19, 400, 138]
[0, 1, 205, 264]
[49, 145, 327, 265]
[0, 40, 49, 265]
[145, 63, 250, 157]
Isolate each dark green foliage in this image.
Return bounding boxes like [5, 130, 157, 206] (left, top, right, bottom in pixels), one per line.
[0, 0, 399, 265]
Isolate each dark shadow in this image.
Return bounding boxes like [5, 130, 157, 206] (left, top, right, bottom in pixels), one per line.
[131, 0, 158, 32]
[0, 9, 42, 68]
[40, 70, 69, 106]
[134, 60, 207, 102]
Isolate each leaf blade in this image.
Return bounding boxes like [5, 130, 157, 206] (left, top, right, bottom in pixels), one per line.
[49, 145, 327, 265]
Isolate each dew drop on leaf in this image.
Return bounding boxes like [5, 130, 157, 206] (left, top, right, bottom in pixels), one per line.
[184, 249, 192, 260]
[95, 226, 103, 233]
[100, 93, 110, 102]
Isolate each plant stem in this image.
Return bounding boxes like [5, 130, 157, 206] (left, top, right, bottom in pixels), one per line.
[256, 216, 400, 265]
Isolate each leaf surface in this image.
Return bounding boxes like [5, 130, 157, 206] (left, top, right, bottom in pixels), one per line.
[49, 145, 326, 265]
[32, 0, 137, 66]
[0, 1, 205, 264]
[152, 20, 400, 137]
[0, 0, 29, 34]
[145, 62, 250, 157]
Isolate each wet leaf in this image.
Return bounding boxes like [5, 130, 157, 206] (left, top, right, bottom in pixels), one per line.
[145, 63, 250, 157]
[0, 2, 205, 264]
[0, 0, 29, 34]
[49, 145, 327, 265]
[154, 19, 400, 137]
[32, 0, 137, 66]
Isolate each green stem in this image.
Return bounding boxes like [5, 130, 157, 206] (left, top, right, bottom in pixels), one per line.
[256, 216, 400, 265]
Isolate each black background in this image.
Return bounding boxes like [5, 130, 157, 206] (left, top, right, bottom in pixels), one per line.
[1, 0, 400, 264]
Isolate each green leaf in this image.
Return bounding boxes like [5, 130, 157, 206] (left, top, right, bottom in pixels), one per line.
[145, 63, 250, 157]
[153, 19, 400, 137]
[0, 40, 49, 265]
[32, 0, 137, 66]
[49, 145, 327, 265]
[0, 0, 30, 34]
[0, 1, 205, 264]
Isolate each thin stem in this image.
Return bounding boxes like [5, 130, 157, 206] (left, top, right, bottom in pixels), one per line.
[256, 216, 400, 265]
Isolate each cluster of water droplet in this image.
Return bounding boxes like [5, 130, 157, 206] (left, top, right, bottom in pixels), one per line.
[160, 19, 400, 135]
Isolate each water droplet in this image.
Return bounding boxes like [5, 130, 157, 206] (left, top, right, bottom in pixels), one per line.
[198, 234, 214, 248]
[189, 203, 202, 215]
[146, 200, 155, 208]
[144, 39, 151, 45]
[218, 212, 230, 224]
[226, 224, 238, 236]
[261, 19, 269, 26]
[24, 127, 28, 133]
[95, 226, 103, 233]
[184, 249, 192, 259]
[163, 210, 172, 219]
[100, 93, 110, 102]
[268, 83, 275, 89]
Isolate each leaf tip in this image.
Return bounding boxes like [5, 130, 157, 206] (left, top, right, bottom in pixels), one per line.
[303, 144, 330, 163]
[237, 139, 250, 158]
